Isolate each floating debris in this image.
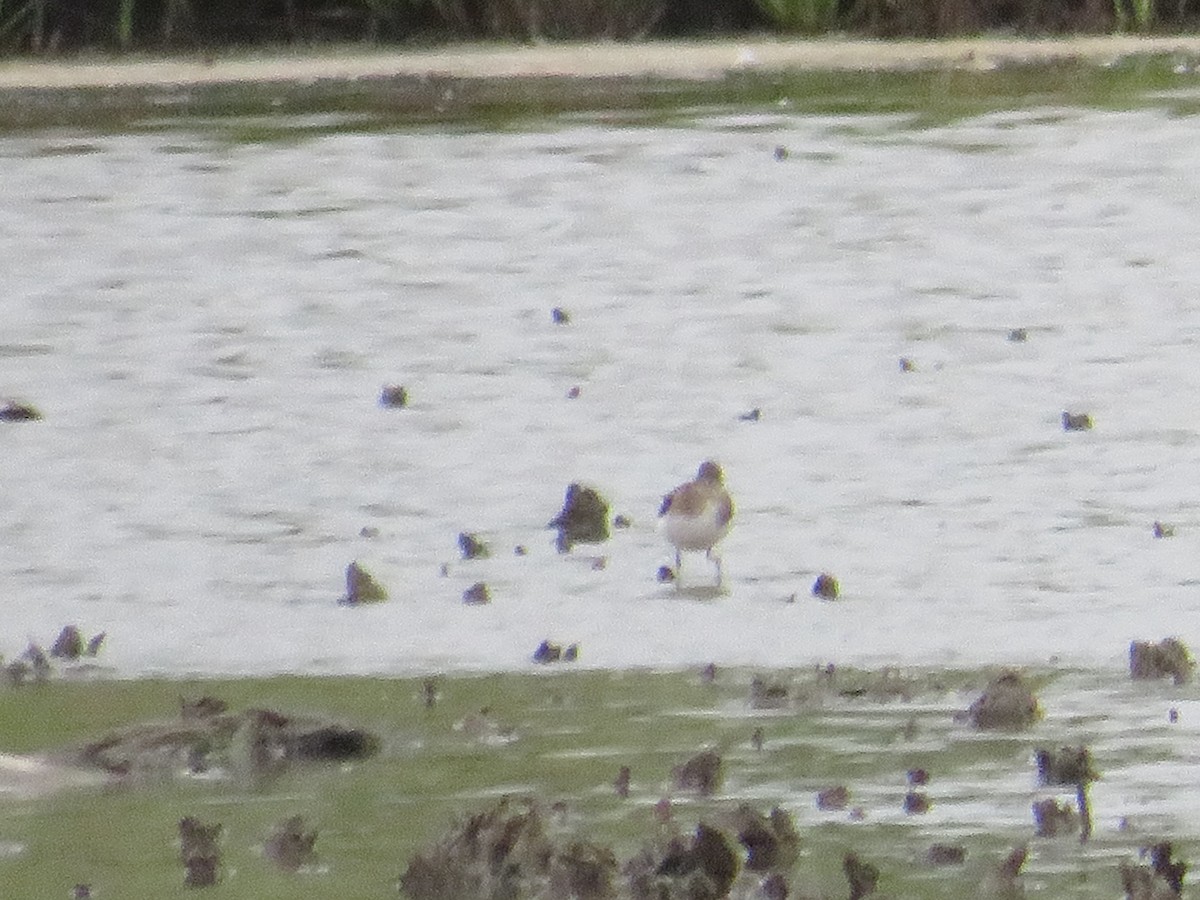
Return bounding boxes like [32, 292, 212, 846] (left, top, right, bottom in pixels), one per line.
[773, 145, 788, 161]
[656, 565, 675, 583]
[551, 307, 571, 324]
[566, 385, 581, 399]
[1007, 327, 1028, 342]
[899, 357, 916, 372]
[1130, 637, 1193, 685]
[612, 513, 632, 529]
[0, 400, 41, 421]
[1153, 521, 1176, 538]
[462, 581, 490, 605]
[547, 483, 610, 552]
[264, 814, 317, 872]
[1062, 411, 1093, 431]
[739, 407, 762, 421]
[179, 816, 221, 887]
[812, 572, 839, 600]
[457, 531, 489, 560]
[339, 561, 387, 605]
[965, 670, 1041, 730]
[379, 384, 408, 408]
[672, 749, 723, 796]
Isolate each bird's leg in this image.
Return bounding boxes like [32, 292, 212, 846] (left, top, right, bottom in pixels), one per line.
[708, 549, 723, 587]
[674, 550, 683, 588]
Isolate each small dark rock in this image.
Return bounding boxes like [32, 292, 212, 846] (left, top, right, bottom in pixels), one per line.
[925, 844, 966, 866]
[816, 785, 849, 811]
[1130, 637, 1193, 685]
[1007, 327, 1028, 342]
[563, 643, 579, 662]
[513, 544, 528, 555]
[739, 407, 762, 421]
[379, 384, 408, 408]
[264, 814, 317, 872]
[0, 400, 41, 421]
[552, 307, 571, 324]
[656, 565, 675, 583]
[548, 483, 610, 552]
[462, 581, 490, 605]
[612, 513, 632, 529]
[339, 561, 387, 605]
[567, 385, 581, 399]
[457, 531, 489, 560]
[533, 640, 562, 663]
[812, 572, 839, 600]
[672, 750, 723, 796]
[1062, 411, 1093, 431]
[965, 670, 1041, 730]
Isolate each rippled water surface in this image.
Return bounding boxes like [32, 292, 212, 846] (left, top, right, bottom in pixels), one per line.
[5, 97, 1200, 677]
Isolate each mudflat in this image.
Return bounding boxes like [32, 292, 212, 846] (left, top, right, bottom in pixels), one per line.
[1, 34, 1200, 89]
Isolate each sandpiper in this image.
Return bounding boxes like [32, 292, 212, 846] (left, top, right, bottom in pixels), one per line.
[658, 461, 733, 586]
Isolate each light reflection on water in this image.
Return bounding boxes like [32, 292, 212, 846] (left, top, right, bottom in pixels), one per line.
[2, 105, 1200, 678]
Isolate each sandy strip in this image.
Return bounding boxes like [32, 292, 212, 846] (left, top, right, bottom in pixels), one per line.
[1, 35, 1200, 90]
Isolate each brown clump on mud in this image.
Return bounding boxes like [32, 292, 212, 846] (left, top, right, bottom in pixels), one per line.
[964, 670, 1041, 730]
[339, 561, 388, 605]
[1032, 798, 1078, 837]
[179, 816, 222, 887]
[264, 814, 318, 872]
[627, 823, 739, 900]
[62, 705, 378, 782]
[672, 749, 723, 796]
[1130, 638, 1193, 685]
[547, 483, 610, 552]
[728, 805, 799, 872]
[399, 795, 618, 900]
[1120, 842, 1187, 900]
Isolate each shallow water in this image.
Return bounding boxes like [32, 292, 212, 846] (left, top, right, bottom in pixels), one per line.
[4, 97, 1200, 678]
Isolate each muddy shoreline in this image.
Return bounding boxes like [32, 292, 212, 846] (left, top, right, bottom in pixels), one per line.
[3, 35, 1200, 90]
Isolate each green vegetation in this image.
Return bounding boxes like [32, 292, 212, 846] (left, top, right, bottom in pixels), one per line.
[0, 665, 1193, 898]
